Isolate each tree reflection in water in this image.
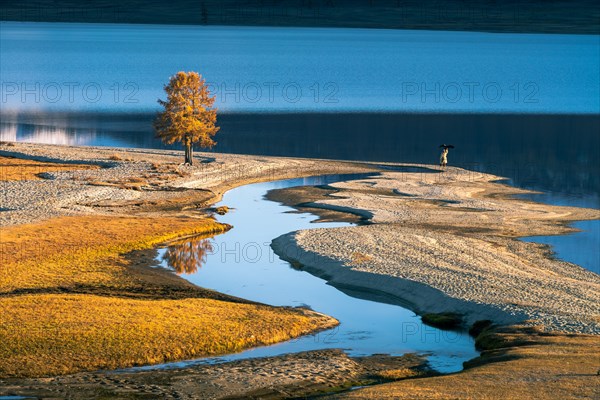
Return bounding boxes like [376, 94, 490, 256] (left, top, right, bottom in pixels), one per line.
[162, 236, 214, 275]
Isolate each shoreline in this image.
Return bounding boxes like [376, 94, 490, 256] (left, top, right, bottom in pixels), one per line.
[1, 142, 380, 380]
[3, 141, 598, 333]
[1, 141, 599, 398]
[3, 1, 599, 34]
[267, 167, 600, 335]
[272, 232, 528, 328]
[0, 142, 380, 227]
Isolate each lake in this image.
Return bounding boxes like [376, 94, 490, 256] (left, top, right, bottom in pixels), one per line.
[1, 21, 598, 273]
[1, 22, 598, 113]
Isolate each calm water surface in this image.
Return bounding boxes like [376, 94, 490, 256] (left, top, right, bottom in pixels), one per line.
[520, 193, 599, 274]
[1, 22, 598, 113]
[143, 174, 478, 373]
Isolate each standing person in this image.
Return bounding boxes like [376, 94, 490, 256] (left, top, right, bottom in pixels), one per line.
[439, 144, 454, 169]
[440, 147, 448, 168]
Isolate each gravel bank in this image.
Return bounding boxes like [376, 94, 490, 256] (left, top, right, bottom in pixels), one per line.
[0, 142, 377, 227]
[271, 168, 600, 334]
[0, 349, 427, 399]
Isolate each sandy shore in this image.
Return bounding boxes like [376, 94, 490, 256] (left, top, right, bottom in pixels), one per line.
[0, 142, 378, 227]
[270, 166, 600, 334]
[0, 349, 429, 399]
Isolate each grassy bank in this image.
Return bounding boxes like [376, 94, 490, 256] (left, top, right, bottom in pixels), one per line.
[0, 214, 337, 377]
[0, 215, 230, 295]
[0, 156, 339, 378]
[0, 293, 334, 377]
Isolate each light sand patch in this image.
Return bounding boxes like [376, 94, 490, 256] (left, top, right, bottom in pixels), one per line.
[0, 142, 378, 227]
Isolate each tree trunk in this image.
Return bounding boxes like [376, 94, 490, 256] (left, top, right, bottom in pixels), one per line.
[184, 136, 193, 165]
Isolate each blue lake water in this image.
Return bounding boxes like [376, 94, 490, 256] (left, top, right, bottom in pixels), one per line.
[518, 192, 599, 275]
[523, 220, 599, 275]
[1, 21, 599, 113]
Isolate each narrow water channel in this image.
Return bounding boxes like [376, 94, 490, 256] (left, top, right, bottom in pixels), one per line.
[145, 174, 478, 373]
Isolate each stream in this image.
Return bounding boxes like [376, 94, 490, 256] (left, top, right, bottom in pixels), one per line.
[140, 173, 478, 373]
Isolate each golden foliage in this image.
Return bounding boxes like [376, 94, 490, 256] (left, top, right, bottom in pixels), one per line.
[215, 205, 229, 215]
[162, 236, 214, 275]
[154, 71, 219, 148]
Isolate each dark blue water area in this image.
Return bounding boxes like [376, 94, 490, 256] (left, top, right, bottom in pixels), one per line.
[2, 22, 598, 113]
[2, 112, 598, 206]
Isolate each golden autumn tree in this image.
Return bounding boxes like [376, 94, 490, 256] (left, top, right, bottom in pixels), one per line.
[154, 72, 219, 165]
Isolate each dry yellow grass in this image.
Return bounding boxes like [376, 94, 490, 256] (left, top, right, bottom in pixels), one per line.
[0, 215, 230, 293]
[0, 294, 334, 377]
[334, 326, 600, 400]
[0, 155, 98, 180]
[0, 215, 338, 377]
[374, 368, 420, 380]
